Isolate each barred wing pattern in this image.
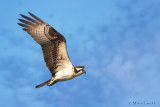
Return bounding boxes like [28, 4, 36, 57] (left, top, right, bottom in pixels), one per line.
[18, 12, 70, 75]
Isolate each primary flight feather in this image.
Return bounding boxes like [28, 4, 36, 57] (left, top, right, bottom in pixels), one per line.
[18, 12, 86, 88]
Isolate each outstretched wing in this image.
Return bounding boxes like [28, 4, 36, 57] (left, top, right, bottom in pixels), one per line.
[18, 12, 71, 75]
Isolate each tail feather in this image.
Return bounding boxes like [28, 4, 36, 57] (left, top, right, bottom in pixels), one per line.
[35, 79, 51, 88]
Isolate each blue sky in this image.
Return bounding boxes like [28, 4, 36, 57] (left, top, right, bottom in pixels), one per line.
[0, 0, 160, 107]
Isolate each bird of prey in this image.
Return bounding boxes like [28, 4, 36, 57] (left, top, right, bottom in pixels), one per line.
[18, 12, 86, 88]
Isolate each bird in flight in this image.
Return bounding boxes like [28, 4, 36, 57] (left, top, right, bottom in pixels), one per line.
[18, 12, 86, 88]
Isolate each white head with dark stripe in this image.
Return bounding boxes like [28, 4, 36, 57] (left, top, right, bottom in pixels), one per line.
[74, 66, 86, 76]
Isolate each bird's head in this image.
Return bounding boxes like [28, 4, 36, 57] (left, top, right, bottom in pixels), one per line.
[74, 66, 86, 76]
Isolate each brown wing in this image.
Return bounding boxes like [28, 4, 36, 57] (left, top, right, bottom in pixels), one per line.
[41, 40, 71, 75]
[18, 12, 71, 75]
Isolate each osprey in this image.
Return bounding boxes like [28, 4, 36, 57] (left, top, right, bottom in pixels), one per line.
[18, 12, 86, 88]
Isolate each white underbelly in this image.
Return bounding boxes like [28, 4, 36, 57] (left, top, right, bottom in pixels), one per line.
[55, 66, 74, 81]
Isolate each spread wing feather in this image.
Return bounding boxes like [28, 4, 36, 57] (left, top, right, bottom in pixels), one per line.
[18, 12, 71, 74]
